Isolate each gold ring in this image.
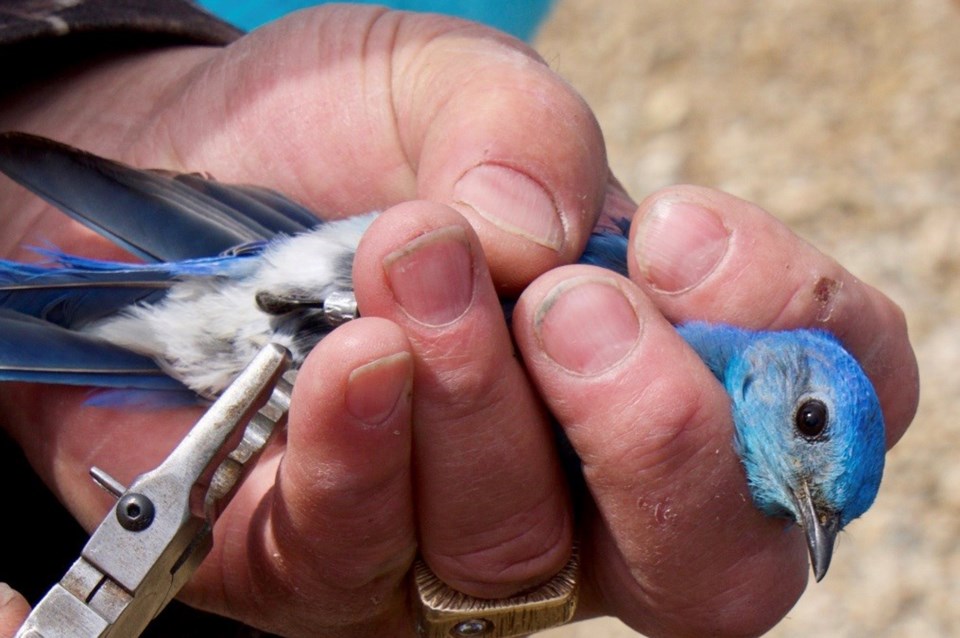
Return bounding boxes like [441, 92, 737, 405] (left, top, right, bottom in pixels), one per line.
[413, 543, 580, 637]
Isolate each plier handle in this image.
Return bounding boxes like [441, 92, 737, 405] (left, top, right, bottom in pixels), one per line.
[15, 343, 292, 638]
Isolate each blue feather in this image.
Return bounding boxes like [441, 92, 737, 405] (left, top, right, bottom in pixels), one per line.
[225, 184, 327, 230]
[0, 249, 259, 327]
[0, 309, 183, 391]
[82, 387, 203, 409]
[0, 133, 312, 262]
[171, 172, 317, 236]
[579, 224, 629, 276]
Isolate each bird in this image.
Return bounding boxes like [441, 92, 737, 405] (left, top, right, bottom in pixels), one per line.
[0, 132, 885, 581]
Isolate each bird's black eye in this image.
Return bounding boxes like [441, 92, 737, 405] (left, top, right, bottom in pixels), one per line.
[795, 399, 829, 439]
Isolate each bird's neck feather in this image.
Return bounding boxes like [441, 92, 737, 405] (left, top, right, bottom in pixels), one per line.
[676, 322, 754, 382]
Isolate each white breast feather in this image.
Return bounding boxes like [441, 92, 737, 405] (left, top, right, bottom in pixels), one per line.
[84, 212, 377, 395]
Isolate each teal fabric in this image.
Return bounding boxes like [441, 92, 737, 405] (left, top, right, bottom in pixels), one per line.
[197, 0, 555, 41]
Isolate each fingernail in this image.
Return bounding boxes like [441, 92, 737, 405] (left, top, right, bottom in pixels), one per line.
[384, 226, 474, 326]
[0, 582, 16, 605]
[634, 200, 729, 292]
[346, 352, 413, 426]
[536, 277, 641, 375]
[453, 164, 564, 250]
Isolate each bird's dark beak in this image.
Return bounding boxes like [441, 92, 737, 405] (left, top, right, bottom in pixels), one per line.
[793, 482, 841, 582]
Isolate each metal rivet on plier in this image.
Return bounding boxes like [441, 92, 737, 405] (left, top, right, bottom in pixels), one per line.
[116, 493, 155, 531]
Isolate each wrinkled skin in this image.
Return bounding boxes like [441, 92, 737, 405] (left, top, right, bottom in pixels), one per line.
[0, 6, 918, 638]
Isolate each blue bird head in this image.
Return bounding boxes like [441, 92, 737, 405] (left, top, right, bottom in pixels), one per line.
[678, 322, 886, 581]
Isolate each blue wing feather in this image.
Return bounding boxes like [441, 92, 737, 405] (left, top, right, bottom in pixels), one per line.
[226, 184, 326, 230]
[83, 388, 205, 409]
[0, 133, 256, 261]
[0, 250, 258, 327]
[172, 173, 317, 236]
[0, 262, 170, 327]
[0, 309, 186, 391]
[28, 247, 262, 276]
[0, 132, 321, 261]
[0, 133, 307, 396]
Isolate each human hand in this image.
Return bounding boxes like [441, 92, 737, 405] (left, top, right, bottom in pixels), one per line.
[0, 6, 919, 638]
[0, 6, 601, 636]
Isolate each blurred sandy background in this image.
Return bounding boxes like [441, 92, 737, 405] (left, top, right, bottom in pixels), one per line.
[532, 1, 960, 636]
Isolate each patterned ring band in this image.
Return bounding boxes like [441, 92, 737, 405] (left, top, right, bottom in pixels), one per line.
[413, 543, 580, 638]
